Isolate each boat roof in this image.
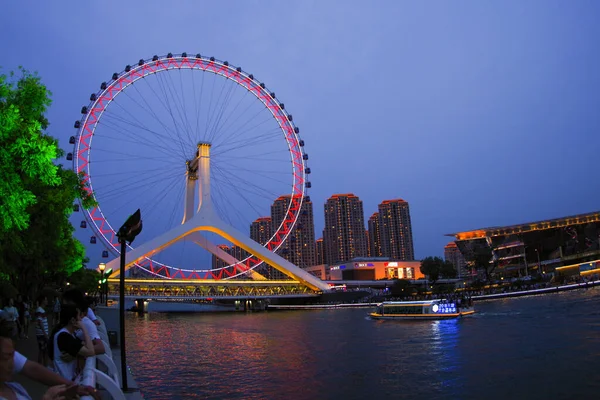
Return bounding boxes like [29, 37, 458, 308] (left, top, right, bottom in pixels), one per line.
[380, 300, 440, 305]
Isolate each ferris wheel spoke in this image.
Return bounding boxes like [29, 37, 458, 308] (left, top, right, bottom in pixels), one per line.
[201, 75, 218, 144]
[93, 168, 182, 201]
[176, 70, 197, 145]
[90, 146, 174, 161]
[164, 70, 195, 148]
[93, 129, 182, 160]
[154, 72, 193, 157]
[100, 111, 185, 158]
[107, 175, 181, 219]
[211, 130, 284, 156]
[207, 88, 250, 146]
[211, 165, 282, 201]
[142, 175, 184, 222]
[91, 165, 173, 178]
[206, 79, 238, 145]
[211, 177, 256, 230]
[210, 92, 258, 146]
[213, 162, 291, 186]
[212, 108, 273, 150]
[211, 182, 237, 228]
[191, 71, 203, 145]
[138, 76, 193, 154]
[128, 81, 191, 153]
[107, 94, 187, 157]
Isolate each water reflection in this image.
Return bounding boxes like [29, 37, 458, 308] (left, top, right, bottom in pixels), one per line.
[124, 289, 600, 400]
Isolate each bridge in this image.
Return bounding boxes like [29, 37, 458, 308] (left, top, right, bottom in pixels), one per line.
[106, 278, 321, 300]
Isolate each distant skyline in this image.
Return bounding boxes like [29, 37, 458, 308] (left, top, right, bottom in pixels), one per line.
[2, 1, 600, 270]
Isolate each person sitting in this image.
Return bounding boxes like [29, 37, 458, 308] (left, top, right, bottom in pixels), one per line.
[48, 305, 95, 382]
[0, 320, 97, 400]
[62, 290, 105, 355]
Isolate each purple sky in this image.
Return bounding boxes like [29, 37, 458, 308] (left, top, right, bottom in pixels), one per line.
[2, 1, 600, 269]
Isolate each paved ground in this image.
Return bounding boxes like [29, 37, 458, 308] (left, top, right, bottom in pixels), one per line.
[13, 323, 51, 399]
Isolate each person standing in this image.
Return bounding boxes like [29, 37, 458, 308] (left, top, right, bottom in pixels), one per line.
[3, 299, 19, 341]
[36, 295, 50, 367]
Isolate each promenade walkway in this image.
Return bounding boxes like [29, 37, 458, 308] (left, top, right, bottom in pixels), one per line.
[14, 324, 50, 399]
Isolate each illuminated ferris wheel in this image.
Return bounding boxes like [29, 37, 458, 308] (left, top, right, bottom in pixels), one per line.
[69, 53, 311, 279]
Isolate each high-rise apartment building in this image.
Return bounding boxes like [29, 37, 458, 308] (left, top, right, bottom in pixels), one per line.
[368, 212, 383, 258]
[444, 242, 468, 278]
[211, 244, 231, 270]
[378, 199, 414, 260]
[271, 195, 316, 268]
[323, 193, 367, 265]
[250, 217, 273, 245]
[316, 237, 325, 265]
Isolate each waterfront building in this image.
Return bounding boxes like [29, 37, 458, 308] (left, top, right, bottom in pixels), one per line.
[378, 199, 415, 261]
[444, 242, 469, 278]
[328, 258, 424, 281]
[368, 212, 383, 258]
[323, 194, 368, 265]
[249, 216, 282, 279]
[447, 210, 600, 279]
[271, 195, 316, 269]
[211, 244, 231, 270]
[316, 238, 325, 265]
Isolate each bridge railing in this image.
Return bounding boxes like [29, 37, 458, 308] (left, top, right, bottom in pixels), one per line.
[79, 314, 125, 399]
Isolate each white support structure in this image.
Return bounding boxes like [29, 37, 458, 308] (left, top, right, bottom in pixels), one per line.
[107, 142, 330, 292]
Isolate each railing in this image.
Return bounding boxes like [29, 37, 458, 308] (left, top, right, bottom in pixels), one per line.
[79, 316, 126, 400]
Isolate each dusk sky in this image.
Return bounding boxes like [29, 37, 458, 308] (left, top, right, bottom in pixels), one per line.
[2, 1, 600, 270]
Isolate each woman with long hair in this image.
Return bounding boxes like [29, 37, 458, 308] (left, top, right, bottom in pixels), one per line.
[48, 304, 94, 382]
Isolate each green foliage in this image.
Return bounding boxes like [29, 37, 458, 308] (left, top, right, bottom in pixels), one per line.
[68, 267, 101, 296]
[440, 260, 458, 279]
[420, 256, 445, 284]
[0, 68, 95, 297]
[0, 68, 60, 232]
[390, 279, 413, 297]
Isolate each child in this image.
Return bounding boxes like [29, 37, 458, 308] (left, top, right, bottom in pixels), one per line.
[35, 295, 50, 367]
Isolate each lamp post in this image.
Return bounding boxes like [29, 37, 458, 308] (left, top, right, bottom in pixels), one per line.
[535, 249, 542, 274]
[98, 263, 106, 305]
[116, 209, 143, 392]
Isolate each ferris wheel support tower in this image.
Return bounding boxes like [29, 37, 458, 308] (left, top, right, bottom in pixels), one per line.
[106, 142, 330, 292]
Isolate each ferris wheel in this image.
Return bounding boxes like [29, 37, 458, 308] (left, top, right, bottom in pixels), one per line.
[69, 53, 311, 279]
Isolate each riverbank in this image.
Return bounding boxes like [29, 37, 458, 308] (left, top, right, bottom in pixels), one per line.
[472, 279, 600, 301]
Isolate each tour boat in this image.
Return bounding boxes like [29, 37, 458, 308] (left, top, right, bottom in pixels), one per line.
[370, 300, 475, 320]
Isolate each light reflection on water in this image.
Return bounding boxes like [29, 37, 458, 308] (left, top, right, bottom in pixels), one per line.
[125, 287, 600, 400]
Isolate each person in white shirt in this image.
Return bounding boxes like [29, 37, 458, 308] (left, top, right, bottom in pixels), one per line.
[3, 298, 19, 341]
[49, 304, 95, 382]
[1, 320, 99, 400]
[62, 289, 105, 355]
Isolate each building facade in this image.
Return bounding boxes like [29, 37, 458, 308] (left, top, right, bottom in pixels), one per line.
[316, 237, 325, 265]
[328, 258, 424, 281]
[378, 199, 415, 260]
[211, 244, 231, 270]
[368, 212, 383, 258]
[323, 194, 368, 265]
[271, 195, 316, 269]
[444, 242, 469, 278]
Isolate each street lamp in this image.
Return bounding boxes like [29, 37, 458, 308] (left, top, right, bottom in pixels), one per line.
[98, 263, 106, 305]
[116, 209, 143, 392]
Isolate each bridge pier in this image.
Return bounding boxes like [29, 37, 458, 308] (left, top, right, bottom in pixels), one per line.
[134, 298, 147, 314]
[243, 299, 267, 312]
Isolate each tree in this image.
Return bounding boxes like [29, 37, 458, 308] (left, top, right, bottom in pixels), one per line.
[420, 256, 445, 284]
[440, 260, 458, 279]
[0, 69, 95, 297]
[390, 279, 413, 297]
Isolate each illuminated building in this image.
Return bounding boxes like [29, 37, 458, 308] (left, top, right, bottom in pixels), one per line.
[316, 237, 325, 265]
[323, 193, 367, 265]
[328, 258, 424, 281]
[378, 199, 414, 261]
[211, 244, 231, 270]
[249, 216, 281, 279]
[271, 195, 316, 269]
[447, 210, 600, 278]
[368, 212, 383, 257]
[444, 242, 468, 278]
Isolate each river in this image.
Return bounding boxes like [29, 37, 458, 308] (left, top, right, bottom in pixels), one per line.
[124, 287, 600, 399]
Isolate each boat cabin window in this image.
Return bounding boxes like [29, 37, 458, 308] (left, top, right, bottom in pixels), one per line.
[383, 305, 423, 314]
